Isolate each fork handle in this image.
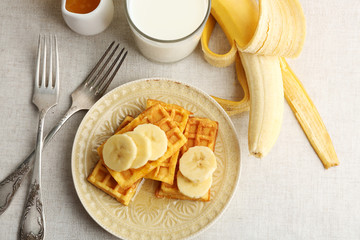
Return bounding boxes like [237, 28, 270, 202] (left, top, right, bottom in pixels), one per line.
[19, 110, 46, 240]
[19, 178, 45, 240]
[0, 105, 80, 215]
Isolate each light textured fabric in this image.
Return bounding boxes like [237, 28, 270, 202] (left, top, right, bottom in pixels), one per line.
[0, 0, 359, 239]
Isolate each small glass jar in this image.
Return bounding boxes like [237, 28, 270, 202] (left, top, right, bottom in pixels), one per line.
[124, 0, 211, 63]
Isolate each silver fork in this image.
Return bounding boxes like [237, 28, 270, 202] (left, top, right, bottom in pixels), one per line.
[0, 41, 127, 215]
[19, 35, 59, 239]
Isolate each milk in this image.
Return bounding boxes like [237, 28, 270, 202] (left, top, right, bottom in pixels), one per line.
[125, 0, 210, 63]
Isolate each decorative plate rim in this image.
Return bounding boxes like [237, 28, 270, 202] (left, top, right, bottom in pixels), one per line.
[71, 78, 241, 240]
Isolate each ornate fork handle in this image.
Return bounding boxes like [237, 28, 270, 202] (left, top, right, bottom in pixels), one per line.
[20, 107, 48, 240]
[0, 154, 33, 214]
[19, 179, 44, 240]
[0, 106, 80, 215]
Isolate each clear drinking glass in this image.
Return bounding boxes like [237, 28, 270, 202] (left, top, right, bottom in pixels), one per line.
[124, 0, 211, 63]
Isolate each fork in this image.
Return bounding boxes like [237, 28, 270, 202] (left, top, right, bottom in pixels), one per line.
[19, 35, 59, 239]
[0, 41, 127, 215]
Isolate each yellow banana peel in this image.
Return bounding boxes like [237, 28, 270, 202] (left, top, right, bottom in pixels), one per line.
[280, 58, 339, 168]
[201, 15, 237, 68]
[211, 53, 250, 115]
[239, 0, 306, 57]
[201, 0, 257, 115]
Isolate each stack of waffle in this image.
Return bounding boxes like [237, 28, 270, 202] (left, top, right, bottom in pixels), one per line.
[87, 99, 218, 205]
[156, 117, 218, 201]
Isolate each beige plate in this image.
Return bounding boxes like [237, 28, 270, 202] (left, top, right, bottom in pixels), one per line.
[71, 79, 241, 239]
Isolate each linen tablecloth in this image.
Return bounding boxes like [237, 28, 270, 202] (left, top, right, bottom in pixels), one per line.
[0, 0, 359, 239]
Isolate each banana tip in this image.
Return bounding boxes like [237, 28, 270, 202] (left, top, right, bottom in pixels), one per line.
[251, 152, 263, 158]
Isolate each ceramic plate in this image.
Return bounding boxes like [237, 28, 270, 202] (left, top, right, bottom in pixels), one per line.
[71, 79, 241, 239]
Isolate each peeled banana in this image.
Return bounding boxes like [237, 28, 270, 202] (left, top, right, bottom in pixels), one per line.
[238, 0, 305, 158]
[201, 0, 338, 167]
[201, 0, 310, 159]
[240, 53, 284, 157]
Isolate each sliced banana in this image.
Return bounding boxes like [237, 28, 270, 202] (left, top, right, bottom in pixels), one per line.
[177, 171, 212, 199]
[133, 124, 168, 161]
[179, 146, 217, 183]
[102, 134, 137, 172]
[124, 131, 152, 169]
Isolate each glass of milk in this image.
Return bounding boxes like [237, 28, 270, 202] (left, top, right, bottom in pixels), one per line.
[124, 0, 211, 63]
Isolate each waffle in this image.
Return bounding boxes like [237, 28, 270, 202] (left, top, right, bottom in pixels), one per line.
[87, 160, 141, 206]
[115, 115, 135, 132]
[144, 99, 192, 184]
[156, 117, 218, 201]
[97, 103, 187, 189]
[146, 99, 192, 130]
[87, 116, 138, 206]
[180, 117, 218, 155]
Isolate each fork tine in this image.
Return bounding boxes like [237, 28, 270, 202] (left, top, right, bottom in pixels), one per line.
[84, 41, 116, 87]
[35, 36, 41, 88]
[41, 36, 47, 88]
[96, 49, 128, 96]
[87, 43, 120, 89]
[93, 47, 124, 92]
[48, 36, 53, 88]
[54, 35, 59, 91]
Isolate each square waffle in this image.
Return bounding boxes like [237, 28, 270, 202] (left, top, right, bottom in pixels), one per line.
[87, 116, 139, 206]
[97, 103, 187, 189]
[87, 160, 141, 206]
[156, 117, 218, 201]
[146, 99, 192, 130]
[144, 99, 192, 184]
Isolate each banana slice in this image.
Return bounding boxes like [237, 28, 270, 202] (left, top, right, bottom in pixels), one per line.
[177, 171, 212, 199]
[124, 131, 152, 169]
[179, 146, 217, 183]
[102, 134, 137, 172]
[133, 124, 168, 161]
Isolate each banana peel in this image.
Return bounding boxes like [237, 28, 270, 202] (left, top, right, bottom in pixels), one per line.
[211, 53, 250, 116]
[280, 58, 339, 168]
[202, 0, 339, 168]
[201, 6, 253, 116]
